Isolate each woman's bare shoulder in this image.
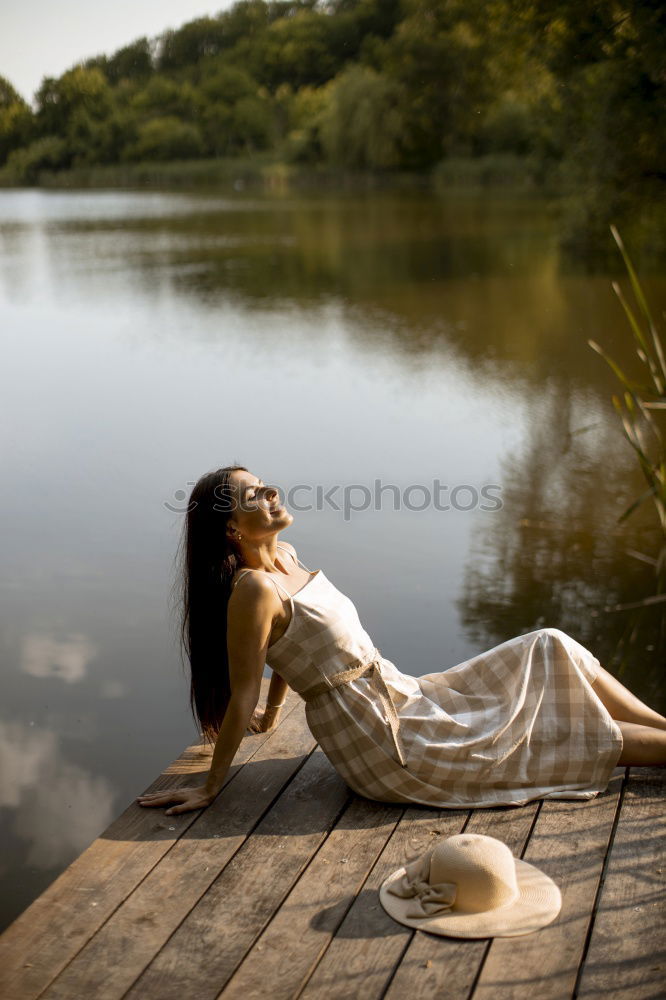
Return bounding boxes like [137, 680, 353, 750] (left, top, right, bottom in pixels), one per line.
[228, 569, 279, 612]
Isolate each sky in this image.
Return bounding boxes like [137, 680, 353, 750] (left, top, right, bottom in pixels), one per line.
[1, 0, 237, 103]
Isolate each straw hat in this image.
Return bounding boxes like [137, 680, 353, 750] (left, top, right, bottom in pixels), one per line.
[379, 833, 561, 938]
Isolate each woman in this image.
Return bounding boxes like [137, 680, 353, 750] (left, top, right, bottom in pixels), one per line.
[138, 465, 666, 817]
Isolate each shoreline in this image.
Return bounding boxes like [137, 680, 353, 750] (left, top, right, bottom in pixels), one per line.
[2, 156, 663, 265]
[0, 152, 553, 195]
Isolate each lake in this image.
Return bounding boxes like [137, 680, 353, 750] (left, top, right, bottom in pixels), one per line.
[0, 185, 663, 931]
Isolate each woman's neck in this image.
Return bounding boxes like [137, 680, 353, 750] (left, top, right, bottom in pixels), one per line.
[237, 535, 283, 572]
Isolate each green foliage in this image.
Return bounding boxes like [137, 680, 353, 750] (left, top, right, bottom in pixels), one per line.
[124, 116, 205, 161]
[155, 2, 287, 74]
[1, 0, 663, 207]
[281, 84, 328, 162]
[199, 102, 235, 156]
[374, 0, 497, 167]
[318, 65, 405, 169]
[0, 75, 34, 165]
[589, 226, 666, 597]
[1, 135, 69, 184]
[249, 9, 349, 90]
[105, 39, 154, 85]
[158, 17, 231, 72]
[36, 66, 113, 139]
[521, 1, 666, 243]
[0, 76, 25, 106]
[198, 65, 257, 104]
[474, 95, 534, 157]
[232, 95, 274, 151]
[131, 76, 203, 119]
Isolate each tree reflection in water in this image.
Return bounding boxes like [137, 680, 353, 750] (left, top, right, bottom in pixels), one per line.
[458, 379, 664, 712]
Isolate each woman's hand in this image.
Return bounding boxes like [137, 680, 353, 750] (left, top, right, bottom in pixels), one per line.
[246, 706, 280, 734]
[136, 784, 214, 816]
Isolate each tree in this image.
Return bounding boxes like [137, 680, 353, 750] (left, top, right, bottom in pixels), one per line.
[124, 116, 205, 160]
[200, 102, 236, 155]
[0, 76, 26, 106]
[158, 17, 236, 72]
[235, 7, 350, 90]
[514, 0, 666, 245]
[318, 65, 405, 169]
[131, 76, 203, 120]
[374, 0, 496, 167]
[2, 0, 663, 197]
[281, 84, 328, 162]
[198, 64, 258, 104]
[232, 95, 274, 151]
[2, 136, 69, 183]
[106, 38, 154, 85]
[514, 1, 666, 189]
[0, 75, 34, 165]
[36, 66, 112, 137]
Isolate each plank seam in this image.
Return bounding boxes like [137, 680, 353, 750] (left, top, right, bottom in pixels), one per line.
[217, 784, 357, 998]
[293, 807, 408, 1000]
[519, 798, 543, 859]
[378, 808, 474, 998]
[377, 923, 418, 1000]
[30, 705, 310, 1000]
[115, 740, 320, 1000]
[466, 799, 543, 1000]
[378, 928, 416, 1000]
[571, 767, 629, 1000]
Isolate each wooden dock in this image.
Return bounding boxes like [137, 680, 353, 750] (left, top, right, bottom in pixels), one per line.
[1, 678, 663, 1000]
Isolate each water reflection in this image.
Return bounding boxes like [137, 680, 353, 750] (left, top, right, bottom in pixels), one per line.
[21, 632, 98, 684]
[0, 719, 115, 866]
[459, 378, 663, 709]
[3, 190, 658, 399]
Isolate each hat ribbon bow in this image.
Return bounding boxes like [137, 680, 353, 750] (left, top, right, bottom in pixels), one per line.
[386, 850, 457, 919]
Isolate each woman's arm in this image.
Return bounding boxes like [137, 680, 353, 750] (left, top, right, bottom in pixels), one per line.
[137, 572, 277, 815]
[248, 670, 289, 733]
[266, 670, 289, 715]
[248, 544, 293, 731]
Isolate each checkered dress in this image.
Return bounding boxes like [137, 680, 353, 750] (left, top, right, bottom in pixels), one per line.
[254, 546, 623, 808]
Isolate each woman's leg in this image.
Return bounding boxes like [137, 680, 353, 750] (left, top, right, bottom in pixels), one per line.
[616, 721, 666, 766]
[587, 663, 666, 765]
[591, 665, 666, 731]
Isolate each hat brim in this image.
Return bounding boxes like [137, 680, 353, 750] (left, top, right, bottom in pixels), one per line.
[379, 858, 561, 938]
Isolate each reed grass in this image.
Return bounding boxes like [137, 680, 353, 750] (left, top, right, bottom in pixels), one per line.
[589, 225, 666, 607]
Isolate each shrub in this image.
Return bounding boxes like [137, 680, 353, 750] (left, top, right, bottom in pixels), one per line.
[1, 135, 69, 184]
[123, 117, 205, 161]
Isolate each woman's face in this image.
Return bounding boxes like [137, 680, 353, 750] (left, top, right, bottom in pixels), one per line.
[226, 470, 292, 543]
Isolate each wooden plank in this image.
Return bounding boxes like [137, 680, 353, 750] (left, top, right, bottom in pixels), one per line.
[219, 795, 403, 1000]
[576, 767, 665, 1000]
[122, 748, 351, 1000]
[40, 698, 315, 1000]
[383, 801, 539, 1000]
[297, 805, 470, 1000]
[0, 681, 301, 1000]
[470, 769, 625, 1000]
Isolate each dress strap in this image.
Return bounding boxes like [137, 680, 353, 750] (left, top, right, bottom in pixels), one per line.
[277, 542, 311, 572]
[232, 543, 307, 602]
[232, 563, 295, 602]
[231, 568, 253, 590]
[266, 575, 293, 601]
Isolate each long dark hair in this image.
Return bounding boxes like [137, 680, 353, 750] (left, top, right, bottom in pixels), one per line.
[172, 464, 248, 747]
